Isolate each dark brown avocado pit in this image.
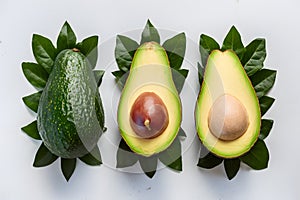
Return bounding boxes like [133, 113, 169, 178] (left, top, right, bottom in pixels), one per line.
[130, 92, 169, 139]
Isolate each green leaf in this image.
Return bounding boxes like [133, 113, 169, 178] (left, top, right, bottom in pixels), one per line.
[21, 120, 41, 140]
[112, 70, 128, 89]
[112, 70, 125, 80]
[115, 35, 139, 72]
[221, 26, 245, 59]
[140, 19, 160, 44]
[139, 155, 157, 178]
[178, 127, 187, 138]
[259, 119, 274, 140]
[259, 96, 275, 116]
[116, 139, 138, 168]
[79, 145, 102, 166]
[22, 91, 42, 113]
[240, 139, 269, 170]
[242, 39, 266, 76]
[93, 70, 105, 87]
[199, 34, 220, 67]
[94, 93, 105, 132]
[197, 151, 223, 169]
[172, 68, 188, 94]
[159, 137, 182, 171]
[61, 158, 76, 181]
[22, 62, 49, 89]
[77, 36, 98, 69]
[224, 158, 240, 180]
[197, 62, 204, 85]
[33, 143, 58, 167]
[163, 32, 186, 70]
[32, 34, 56, 73]
[57, 21, 77, 52]
[250, 69, 277, 99]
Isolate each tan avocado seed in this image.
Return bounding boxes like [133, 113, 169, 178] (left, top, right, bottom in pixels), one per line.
[130, 92, 169, 139]
[208, 94, 249, 141]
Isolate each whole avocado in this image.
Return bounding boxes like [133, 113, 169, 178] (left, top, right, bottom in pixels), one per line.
[37, 49, 104, 159]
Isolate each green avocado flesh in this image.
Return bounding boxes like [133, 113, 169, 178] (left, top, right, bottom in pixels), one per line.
[195, 50, 261, 158]
[37, 49, 104, 158]
[118, 42, 181, 157]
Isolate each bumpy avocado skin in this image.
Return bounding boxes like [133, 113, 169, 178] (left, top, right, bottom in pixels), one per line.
[37, 49, 104, 158]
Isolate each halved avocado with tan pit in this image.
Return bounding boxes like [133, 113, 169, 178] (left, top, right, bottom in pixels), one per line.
[195, 50, 261, 158]
[117, 42, 181, 157]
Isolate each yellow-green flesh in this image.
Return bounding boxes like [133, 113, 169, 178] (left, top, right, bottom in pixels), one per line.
[118, 42, 181, 156]
[195, 50, 261, 158]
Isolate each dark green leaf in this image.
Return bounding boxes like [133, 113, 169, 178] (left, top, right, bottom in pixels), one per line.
[178, 127, 187, 138]
[242, 39, 266, 76]
[115, 35, 138, 72]
[140, 19, 160, 44]
[172, 69, 188, 94]
[112, 70, 125, 80]
[112, 70, 128, 89]
[163, 32, 186, 69]
[77, 36, 98, 69]
[165, 156, 182, 172]
[57, 21, 77, 52]
[221, 26, 245, 59]
[33, 143, 58, 167]
[22, 91, 42, 113]
[259, 96, 275, 116]
[139, 155, 157, 178]
[32, 34, 56, 73]
[197, 62, 204, 85]
[159, 137, 182, 171]
[79, 145, 102, 166]
[21, 120, 41, 140]
[93, 70, 105, 87]
[199, 34, 220, 67]
[22, 62, 48, 89]
[197, 151, 223, 169]
[94, 94, 105, 132]
[259, 119, 274, 140]
[224, 158, 240, 180]
[240, 139, 269, 170]
[116, 139, 138, 168]
[250, 69, 277, 99]
[61, 158, 76, 181]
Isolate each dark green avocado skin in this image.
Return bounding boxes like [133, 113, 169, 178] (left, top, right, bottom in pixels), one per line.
[37, 49, 104, 158]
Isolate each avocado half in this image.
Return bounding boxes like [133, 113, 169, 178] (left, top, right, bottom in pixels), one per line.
[117, 42, 181, 157]
[195, 50, 261, 158]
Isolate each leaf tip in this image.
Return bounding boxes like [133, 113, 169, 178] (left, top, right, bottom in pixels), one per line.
[32, 33, 38, 39]
[145, 171, 156, 179]
[63, 20, 70, 27]
[230, 25, 238, 31]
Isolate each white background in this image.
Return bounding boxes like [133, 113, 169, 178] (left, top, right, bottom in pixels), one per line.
[0, 0, 299, 199]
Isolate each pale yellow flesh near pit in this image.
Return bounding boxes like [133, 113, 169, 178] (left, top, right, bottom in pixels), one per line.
[118, 42, 181, 156]
[195, 50, 261, 158]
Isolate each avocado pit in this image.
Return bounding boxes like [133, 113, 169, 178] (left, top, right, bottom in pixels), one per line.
[208, 94, 249, 141]
[130, 92, 169, 139]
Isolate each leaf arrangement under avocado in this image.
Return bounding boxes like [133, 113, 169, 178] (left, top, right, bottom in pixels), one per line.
[21, 21, 105, 181]
[112, 19, 188, 178]
[196, 26, 276, 180]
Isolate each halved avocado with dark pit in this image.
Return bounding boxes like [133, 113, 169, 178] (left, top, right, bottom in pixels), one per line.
[117, 42, 181, 157]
